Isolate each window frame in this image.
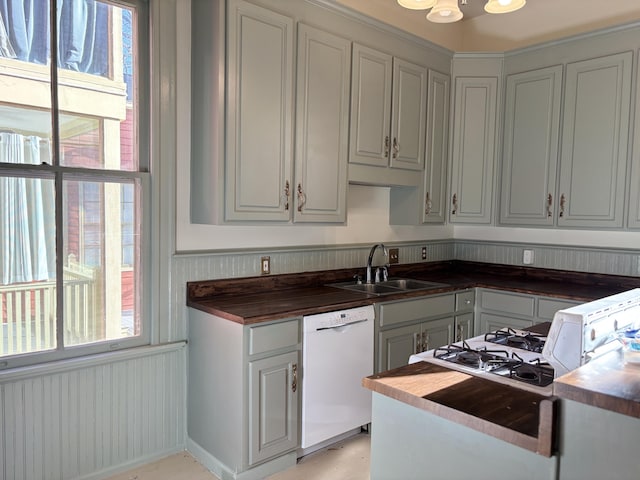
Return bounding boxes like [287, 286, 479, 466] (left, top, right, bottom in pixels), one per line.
[0, 0, 151, 369]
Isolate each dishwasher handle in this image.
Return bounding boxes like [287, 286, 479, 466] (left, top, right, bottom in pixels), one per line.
[316, 318, 369, 331]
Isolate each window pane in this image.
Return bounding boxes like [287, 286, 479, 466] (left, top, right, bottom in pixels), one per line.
[55, 1, 137, 170]
[63, 178, 141, 346]
[0, 172, 57, 357]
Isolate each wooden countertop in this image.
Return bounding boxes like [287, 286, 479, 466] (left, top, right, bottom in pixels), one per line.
[363, 361, 557, 457]
[554, 349, 640, 418]
[187, 261, 637, 324]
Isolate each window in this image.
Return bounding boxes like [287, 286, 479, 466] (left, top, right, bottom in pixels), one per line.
[0, 0, 148, 364]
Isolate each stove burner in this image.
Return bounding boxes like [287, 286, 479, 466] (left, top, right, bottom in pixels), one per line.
[433, 339, 554, 388]
[484, 328, 546, 353]
[457, 351, 481, 366]
[508, 361, 554, 387]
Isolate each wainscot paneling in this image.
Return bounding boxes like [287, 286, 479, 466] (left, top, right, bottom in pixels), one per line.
[0, 343, 186, 480]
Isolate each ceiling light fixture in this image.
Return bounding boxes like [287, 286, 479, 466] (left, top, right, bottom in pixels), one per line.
[427, 0, 463, 23]
[484, 0, 526, 14]
[397, 0, 526, 23]
[397, 0, 437, 10]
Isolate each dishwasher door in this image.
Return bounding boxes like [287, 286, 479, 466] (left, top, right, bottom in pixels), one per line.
[301, 305, 374, 451]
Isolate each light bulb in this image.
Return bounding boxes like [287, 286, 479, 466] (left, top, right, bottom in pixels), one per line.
[498, 0, 512, 5]
[441, 10, 452, 16]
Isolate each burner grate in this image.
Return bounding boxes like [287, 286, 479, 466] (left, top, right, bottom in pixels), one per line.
[484, 328, 546, 353]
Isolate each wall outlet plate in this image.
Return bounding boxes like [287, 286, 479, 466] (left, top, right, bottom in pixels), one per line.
[421, 247, 427, 260]
[261, 256, 271, 274]
[523, 249, 534, 265]
[389, 248, 399, 264]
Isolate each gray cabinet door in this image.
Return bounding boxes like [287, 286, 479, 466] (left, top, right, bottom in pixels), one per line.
[420, 316, 454, 353]
[349, 43, 393, 167]
[557, 51, 632, 228]
[294, 25, 351, 223]
[449, 76, 497, 224]
[248, 351, 299, 465]
[500, 66, 562, 226]
[454, 312, 474, 342]
[225, 0, 294, 221]
[388, 69, 449, 224]
[389, 58, 427, 171]
[378, 323, 421, 372]
[423, 69, 450, 223]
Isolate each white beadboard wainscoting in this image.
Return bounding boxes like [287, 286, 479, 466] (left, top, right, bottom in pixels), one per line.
[0, 342, 187, 480]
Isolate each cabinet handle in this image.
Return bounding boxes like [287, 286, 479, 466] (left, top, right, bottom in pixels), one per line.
[292, 363, 298, 393]
[423, 332, 429, 352]
[425, 192, 432, 215]
[415, 332, 422, 354]
[546, 193, 552, 217]
[283, 180, 290, 211]
[451, 193, 458, 215]
[559, 193, 566, 218]
[297, 183, 307, 212]
[456, 324, 463, 342]
[384, 136, 390, 157]
[392, 137, 399, 159]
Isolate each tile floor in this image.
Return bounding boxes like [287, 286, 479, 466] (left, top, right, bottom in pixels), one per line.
[105, 433, 370, 480]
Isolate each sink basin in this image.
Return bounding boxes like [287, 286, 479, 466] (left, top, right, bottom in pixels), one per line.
[329, 278, 447, 296]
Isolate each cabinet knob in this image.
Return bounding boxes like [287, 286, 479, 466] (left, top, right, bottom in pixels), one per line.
[297, 183, 307, 212]
[292, 363, 298, 393]
[283, 180, 290, 211]
[456, 324, 463, 342]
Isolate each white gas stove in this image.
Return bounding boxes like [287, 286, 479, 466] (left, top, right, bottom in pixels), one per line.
[409, 327, 554, 395]
[410, 288, 640, 396]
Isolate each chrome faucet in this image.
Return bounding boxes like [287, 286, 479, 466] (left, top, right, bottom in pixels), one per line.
[366, 243, 388, 284]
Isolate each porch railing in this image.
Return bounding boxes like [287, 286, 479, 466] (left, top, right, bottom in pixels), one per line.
[0, 256, 100, 356]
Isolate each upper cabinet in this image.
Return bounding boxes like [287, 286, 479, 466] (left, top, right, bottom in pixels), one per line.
[500, 51, 632, 229]
[294, 24, 351, 223]
[349, 43, 427, 186]
[225, 2, 350, 223]
[500, 65, 563, 226]
[225, 0, 294, 221]
[557, 51, 632, 228]
[389, 69, 450, 225]
[449, 75, 498, 224]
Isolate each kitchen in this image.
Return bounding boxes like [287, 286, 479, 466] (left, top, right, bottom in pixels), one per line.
[2, 0, 640, 479]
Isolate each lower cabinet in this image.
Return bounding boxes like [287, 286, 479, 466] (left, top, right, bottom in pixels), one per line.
[376, 290, 474, 372]
[248, 351, 299, 465]
[187, 309, 300, 479]
[476, 288, 580, 335]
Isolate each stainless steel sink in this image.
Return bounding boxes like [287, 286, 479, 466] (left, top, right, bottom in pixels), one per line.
[329, 278, 447, 296]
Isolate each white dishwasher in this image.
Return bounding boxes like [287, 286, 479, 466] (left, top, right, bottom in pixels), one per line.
[300, 305, 374, 454]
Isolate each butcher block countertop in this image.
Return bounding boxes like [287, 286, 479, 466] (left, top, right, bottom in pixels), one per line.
[362, 361, 558, 457]
[187, 260, 637, 324]
[554, 350, 640, 418]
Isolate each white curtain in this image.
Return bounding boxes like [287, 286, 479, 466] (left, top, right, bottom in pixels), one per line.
[0, 132, 55, 285]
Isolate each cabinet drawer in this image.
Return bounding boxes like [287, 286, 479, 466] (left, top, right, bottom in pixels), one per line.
[455, 290, 475, 311]
[480, 290, 535, 317]
[248, 320, 299, 356]
[538, 298, 579, 321]
[379, 294, 455, 328]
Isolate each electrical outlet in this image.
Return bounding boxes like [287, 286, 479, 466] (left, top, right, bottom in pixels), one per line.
[261, 256, 271, 274]
[421, 247, 427, 260]
[389, 248, 399, 264]
[523, 249, 534, 265]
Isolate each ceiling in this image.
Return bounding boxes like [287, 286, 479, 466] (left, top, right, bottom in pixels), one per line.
[335, 0, 640, 51]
